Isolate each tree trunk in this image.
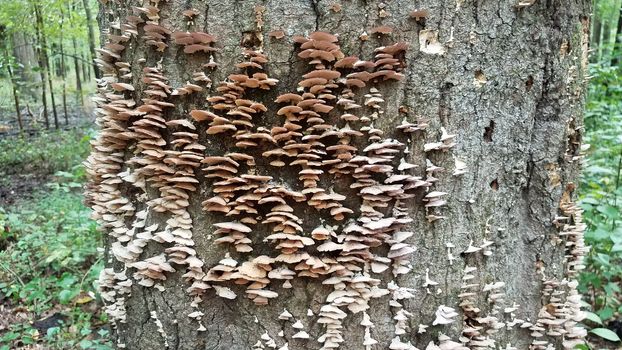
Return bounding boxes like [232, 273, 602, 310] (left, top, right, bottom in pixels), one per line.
[83, 51, 90, 81]
[597, 12, 609, 63]
[71, 2, 84, 107]
[53, 43, 62, 77]
[72, 37, 84, 106]
[60, 7, 69, 125]
[88, 1, 591, 350]
[33, 2, 49, 129]
[82, 0, 101, 79]
[12, 32, 40, 100]
[35, 2, 59, 129]
[590, 6, 601, 63]
[5, 52, 23, 132]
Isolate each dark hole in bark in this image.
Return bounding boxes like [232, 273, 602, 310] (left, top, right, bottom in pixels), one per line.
[241, 31, 261, 48]
[490, 179, 499, 191]
[525, 75, 534, 91]
[483, 120, 494, 142]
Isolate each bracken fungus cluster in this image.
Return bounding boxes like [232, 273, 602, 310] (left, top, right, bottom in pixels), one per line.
[87, 1, 587, 349]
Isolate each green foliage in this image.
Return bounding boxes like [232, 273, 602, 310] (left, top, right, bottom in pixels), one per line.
[0, 128, 92, 177]
[0, 128, 111, 349]
[579, 53, 622, 335]
[590, 328, 621, 342]
[0, 184, 111, 349]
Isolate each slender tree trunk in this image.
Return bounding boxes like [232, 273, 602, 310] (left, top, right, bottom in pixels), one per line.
[591, 6, 602, 63]
[33, 2, 49, 129]
[47, 57, 59, 129]
[601, 3, 619, 65]
[72, 37, 84, 106]
[598, 14, 610, 63]
[35, 3, 59, 129]
[60, 8, 69, 125]
[5, 53, 23, 132]
[82, 0, 100, 79]
[82, 51, 89, 81]
[53, 43, 62, 77]
[89, 1, 591, 349]
[70, 3, 84, 107]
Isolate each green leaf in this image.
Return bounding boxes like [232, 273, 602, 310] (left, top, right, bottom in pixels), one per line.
[583, 311, 603, 325]
[597, 306, 614, 321]
[79, 339, 94, 349]
[46, 326, 60, 338]
[596, 205, 620, 219]
[604, 282, 621, 296]
[590, 328, 621, 342]
[580, 197, 600, 205]
[58, 289, 76, 304]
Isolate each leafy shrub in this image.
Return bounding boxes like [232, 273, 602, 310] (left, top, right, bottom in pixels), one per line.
[578, 61, 622, 330]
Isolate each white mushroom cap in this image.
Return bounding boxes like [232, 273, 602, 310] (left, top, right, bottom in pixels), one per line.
[432, 305, 458, 326]
[214, 286, 237, 299]
[279, 309, 293, 320]
[292, 330, 309, 339]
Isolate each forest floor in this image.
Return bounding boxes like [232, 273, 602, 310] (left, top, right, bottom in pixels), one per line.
[0, 124, 113, 350]
[0, 106, 93, 207]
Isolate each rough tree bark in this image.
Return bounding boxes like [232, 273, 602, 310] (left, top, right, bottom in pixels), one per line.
[88, 1, 591, 349]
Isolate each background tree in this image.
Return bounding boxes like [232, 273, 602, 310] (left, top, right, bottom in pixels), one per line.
[87, 1, 592, 349]
[0, 0, 98, 131]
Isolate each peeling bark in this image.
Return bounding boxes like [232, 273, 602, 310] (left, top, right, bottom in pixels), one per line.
[91, 1, 591, 349]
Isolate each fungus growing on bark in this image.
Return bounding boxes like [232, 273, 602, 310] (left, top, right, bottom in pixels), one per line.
[268, 30, 285, 39]
[432, 305, 459, 326]
[172, 31, 217, 54]
[410, 9, 429, 20]
[371, 25, 394, 35]
[330, 3, 342, 12]
[87, 8, 586, 347]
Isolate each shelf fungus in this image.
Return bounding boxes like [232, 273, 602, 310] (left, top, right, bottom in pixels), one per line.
[432, 305, 459, 326]
[85, 11, 582, 347]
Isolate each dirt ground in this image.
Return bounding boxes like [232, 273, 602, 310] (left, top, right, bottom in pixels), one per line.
[0, 174, 50, 208]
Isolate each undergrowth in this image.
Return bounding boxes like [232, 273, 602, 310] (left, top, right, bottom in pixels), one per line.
[0, 128, 92, 177]
[578, 60, 622, 346]
[0, 129, 112, 350]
